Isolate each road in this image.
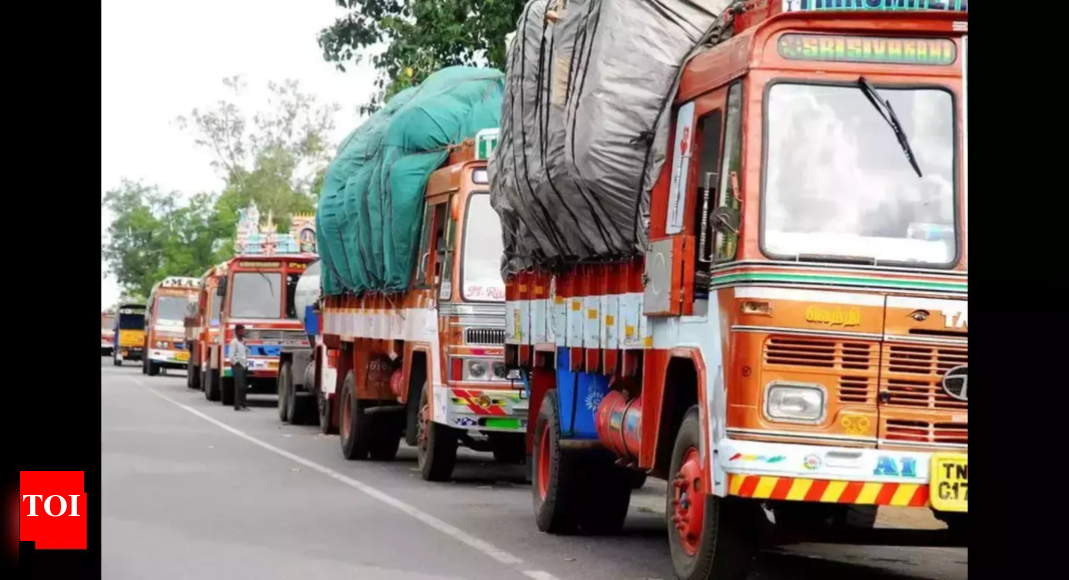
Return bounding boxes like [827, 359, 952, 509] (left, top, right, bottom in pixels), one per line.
[102, 359, 967, 580]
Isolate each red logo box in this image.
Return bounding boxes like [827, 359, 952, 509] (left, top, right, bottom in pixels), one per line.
[19, 471, 87, 550]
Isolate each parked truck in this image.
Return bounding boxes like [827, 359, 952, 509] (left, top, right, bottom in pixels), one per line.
[185, 263, 223, 391]
[101, 310, 116, 357]
[111, 300, 145, 366]
[142, 276, 200, 376]
[275, 259, 337, 428]
[494, 2, 967, 579]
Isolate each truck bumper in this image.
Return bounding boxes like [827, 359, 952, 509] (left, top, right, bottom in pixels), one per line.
[149, 349, 190, 366]
[717, 437, 967, 513]
[115, 347, 143, 361]
[222, 357, 279, 378]
[431, 384, 528, 433]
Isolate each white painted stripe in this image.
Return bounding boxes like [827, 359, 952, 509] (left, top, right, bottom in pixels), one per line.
[136, 382, 562, 579]
[734, 286, 885, 306]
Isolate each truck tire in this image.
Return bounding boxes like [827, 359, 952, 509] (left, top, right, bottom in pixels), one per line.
[532, 390, 580, 534]
[339, 371, 371, 460]
[113, 353, 122, 367]
[317, 389, 336, 435]
[489, 432, 526, 464]
[187, 357, 200, 390]
[147, 361, 160, 377]
[417, 384, 457, 482]
[668, 406, 756, 580]
[205, 368, 220, 401]
[404, 377, 422, 447]
[284, 363, 312, 426]
[369, 413, 403, 461]
[221, 376, 235, 406]
[278, 362, 291, 422]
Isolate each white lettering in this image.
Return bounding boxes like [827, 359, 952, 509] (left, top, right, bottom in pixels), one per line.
[44, 495, 68, 517]
[22, 494, 43, 516]
[69, 494, 81, 517]
[942, 308, 968, 329]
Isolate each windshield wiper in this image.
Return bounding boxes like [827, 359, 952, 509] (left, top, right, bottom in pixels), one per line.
[857, 76, 923, 178]
[796, 253, 877, 266]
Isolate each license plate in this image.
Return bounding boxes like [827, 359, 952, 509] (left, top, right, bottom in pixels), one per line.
[268, 361, 279, 369]
[930, 453, 968, 513]
[176, 352, 190, 362]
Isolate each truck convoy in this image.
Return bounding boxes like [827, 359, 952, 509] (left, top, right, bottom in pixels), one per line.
[312, 67, 527, 480]
[111, 300, 146, 367]
[490, 1, 967, 578]
[182, 206, 316, 405]
[142, 277, 200, 376]
[101, 310, 116, 356]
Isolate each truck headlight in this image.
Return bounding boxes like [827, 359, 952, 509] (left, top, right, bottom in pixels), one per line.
[492, 362, 507, 379]
[466, 360, 488, 380]
[764, 382, 825, 423]
[156, 341, 166, 349]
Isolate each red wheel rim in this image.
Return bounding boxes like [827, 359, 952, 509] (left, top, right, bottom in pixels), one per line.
[672, 447, 705, 556]
[536, 423, 550, 500]
[341, 391, 352, 440]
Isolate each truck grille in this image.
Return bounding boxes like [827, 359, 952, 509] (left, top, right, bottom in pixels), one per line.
[465, 328, 505, 345]
[763, 337, 878, 405]
[244, 329, 306, 345]
[884, 419, 968, 446]
[882, 344, 968, 410]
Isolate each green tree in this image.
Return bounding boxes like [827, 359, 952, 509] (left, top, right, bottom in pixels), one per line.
[177, 76, 340, 236]
[102, 180, 232, 298]
[317, 0, 525, 113]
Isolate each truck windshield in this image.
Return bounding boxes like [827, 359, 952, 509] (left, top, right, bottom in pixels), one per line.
[229, 272, 283, 319]
[118, 314, 144, 330]
[462, 193, 505, 301]
[763, 83, 956, 266]
[156, 295, 192, 322]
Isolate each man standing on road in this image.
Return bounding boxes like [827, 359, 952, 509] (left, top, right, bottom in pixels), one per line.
[229, 324, 249, 411]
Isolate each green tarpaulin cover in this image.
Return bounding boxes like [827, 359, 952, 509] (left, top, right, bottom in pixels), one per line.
[317, 66, 504, 296]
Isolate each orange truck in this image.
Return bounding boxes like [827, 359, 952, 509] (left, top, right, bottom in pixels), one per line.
[141, 277, 200, 376]
[186, 255, 315, 406]
[318, 133, 528, 481]
[499, 2, 967, 578]
[101, 310, 116, 356]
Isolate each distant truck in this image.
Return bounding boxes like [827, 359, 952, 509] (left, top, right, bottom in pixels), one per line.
[185, 264, 224, 391]
[188, 252, 316, 406]
[111, 301, 145, 366]
[101, 311, 116, 356]
[142, 277, 200, 376]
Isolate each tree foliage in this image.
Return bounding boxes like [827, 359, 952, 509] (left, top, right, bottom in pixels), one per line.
[177, 76, 340, 234]
[103, 77, 340, 299]
[318, 0, 525, 113]
[102, 181, 231, 298]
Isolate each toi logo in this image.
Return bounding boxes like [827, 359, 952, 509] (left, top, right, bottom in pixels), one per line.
[19, 472, 87, 550]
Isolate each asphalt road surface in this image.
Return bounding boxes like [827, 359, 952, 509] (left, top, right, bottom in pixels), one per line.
[102, 358, 967, 580]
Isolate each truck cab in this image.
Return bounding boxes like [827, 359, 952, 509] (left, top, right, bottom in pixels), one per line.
[142, 277, 200, 376]
[201, 255, 315, 406]
[101, 311, 116, 357]
[186, 264, 224, 392]
[111, 301, 145, 366]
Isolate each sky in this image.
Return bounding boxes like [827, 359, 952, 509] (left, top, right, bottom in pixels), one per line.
[101, 0, 377, 309]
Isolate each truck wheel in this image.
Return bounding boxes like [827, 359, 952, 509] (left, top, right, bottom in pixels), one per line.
[630, 471, 648, 489]
[284, 363, 310, 426]
[339, 371, 371, 460]
[147, 361, 160, 377]
[489, 432, 526, 464]
[278, 362, 292, 422]
[187, 357, 200, 390]
[369, 414, 403, 461]
[532, 390, 580, 534]
[417, 384, 457, 481]
[221, 376, 235, 406]
[404, 378, 422, 447]
[317, 390, 337, 435]
[113, 354, 122, 367]
[205, 368, 220, 401]
[668, 406, 756, 580]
